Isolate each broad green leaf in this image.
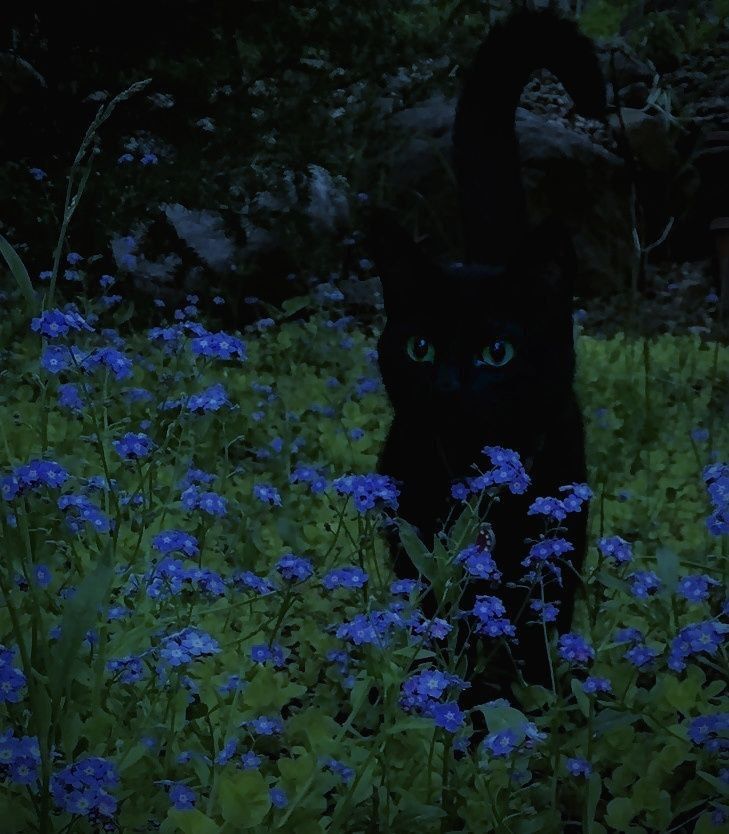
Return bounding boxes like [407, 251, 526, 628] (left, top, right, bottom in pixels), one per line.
[50, 550, 115, 703]
[586, 772, 603, 833]
[604, 796, 635, 831]
[219, 770, 271, 827]
[163, 808, 220, 834]
[397, 519, 435, 583]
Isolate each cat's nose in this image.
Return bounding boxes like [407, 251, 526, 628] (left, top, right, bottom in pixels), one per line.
[434, 368, 460, 394]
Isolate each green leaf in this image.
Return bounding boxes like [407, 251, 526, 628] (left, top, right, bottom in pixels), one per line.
[586, 772, 603, 833]
[653, 546, 679, 591]
[696, 769, 729, 798]
[219, 770, 271, 827]
[0, 233, 37, 313]
[385, 716, 437, 735]
[163, 808, 220, 834]
[397, 519, 435, 583]
[604, 796, 635, 831]
[571, 677, 591, 717]
[50, 550, 115, 704]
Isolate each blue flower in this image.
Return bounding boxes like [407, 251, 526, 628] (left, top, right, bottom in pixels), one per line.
[1, 459, 70, 501]
[276, 554, 314, 583]
[480, 446, 530, 495]
[530, 599, 559, 623]
[58, 383, 84, 412]
[31, 308, 94, 339]
[668, 620, 728, 672]
[320, 757, 355, 784]
[685, 713, 729, 751]
[51, 755, 119, 819]
[484, 729, 519, 757]
[582, 676, 612, 694]
[528, 496, 567, 521]
[454, 544, 502, 582]
[428, 701, 465, 732]
[269, 786, 288, 809]
[322, 566, 369, 590]
[246, 715, 284, 736]
[113, 432, 155, 461]
[558, 633, 595, 665]
[471, 595, 516, 639]
[233, 571, 275, 596]
[566, 757, 592, 777]
[624, 643, 659, 668]
[152, 530, 199, 557]
[677, 573, 720, 604]
[191, 331, 246, 361]
[390, 578, 425, 596]
[253, 484, 282, 507]
[186, 382, 232, 413]
[331, 473, 399, 513]
[628, 570, 662, 599]
[241, 751, 261, 770]
[598, 535, 633, 564]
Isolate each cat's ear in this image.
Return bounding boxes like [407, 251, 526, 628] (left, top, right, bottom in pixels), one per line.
[364, 207, 435, 312]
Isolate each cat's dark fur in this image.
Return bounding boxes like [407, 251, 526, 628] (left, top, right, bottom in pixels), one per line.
[367, 7, 606, 740]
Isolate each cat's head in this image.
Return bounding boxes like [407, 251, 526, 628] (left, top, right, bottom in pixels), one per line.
[366, 209, 577, 441]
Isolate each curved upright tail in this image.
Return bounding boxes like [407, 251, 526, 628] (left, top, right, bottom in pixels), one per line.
[452, 7, 606, 265]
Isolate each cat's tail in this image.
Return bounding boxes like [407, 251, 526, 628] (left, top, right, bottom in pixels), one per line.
[452, 6, 606, 264]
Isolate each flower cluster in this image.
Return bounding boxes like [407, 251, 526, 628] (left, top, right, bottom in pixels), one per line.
[253, 483, 283, 507]
[31, 308, 94, 339]
[289, 465, 328, 495]
[628, 570, 662, 599]
[703, 462, 729, 536]
[181, 486, 228, 517]
[558, 633, 595, 665]
[0, 645, 27, 705]
[399, 668, 469, 732]
[190, 331, 247, 361]
[685, 713, 729, 753]
[331, 473, 399, 513]
[334, 609, 405, 648]
[677, 573, 721, 604]
[321, 565, 369, 590]
[143, 557, 226, 600]
[113, 432, 155, 461]
[244, 715, 284, 736]
[58, 493, 113, 534]
[528, 484, 592, 522]
[470, 595, 516, 639]
[51, 755, 119, 825]
[159, 627, 220, 668]
[152, 529, 200, 557]
[276, 554, 314, 583]
[250, 643, 288, 667]
[597, 535, 633, 565]
[0, 728, 40, 787]
[1, 458, 70, 501]
[668, 620, 728, 672]
[451, 446, 530, 500]
[454, 544, 502, 582]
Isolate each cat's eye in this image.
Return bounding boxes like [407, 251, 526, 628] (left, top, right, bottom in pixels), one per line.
[475, 339, 514, 368]
[406, 336, 435, 363]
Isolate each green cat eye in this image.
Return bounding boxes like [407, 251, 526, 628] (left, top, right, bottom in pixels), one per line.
[475, 339, 514, 368]
[406, 336, 435, 363]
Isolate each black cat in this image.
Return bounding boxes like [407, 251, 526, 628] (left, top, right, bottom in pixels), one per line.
[367, 7, 606, 740]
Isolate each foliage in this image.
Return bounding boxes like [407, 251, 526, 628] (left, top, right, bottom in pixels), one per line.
[0, 233, 727, 831]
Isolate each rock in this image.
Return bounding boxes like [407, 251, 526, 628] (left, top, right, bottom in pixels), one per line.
[618, 81, 651, 109]
[388, 94, 632, 296]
